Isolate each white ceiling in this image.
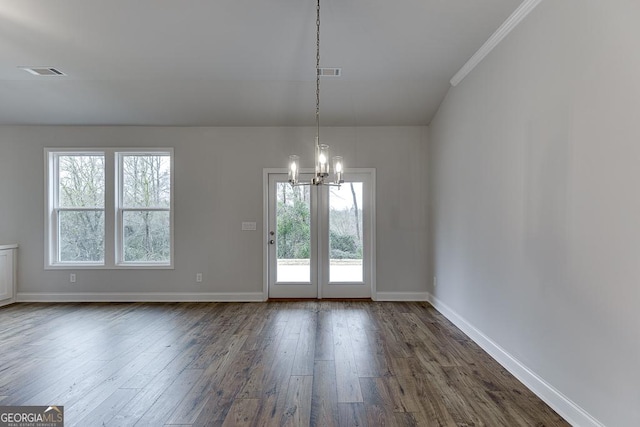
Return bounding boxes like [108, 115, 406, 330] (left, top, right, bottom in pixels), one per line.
[0, 0, 521, 126]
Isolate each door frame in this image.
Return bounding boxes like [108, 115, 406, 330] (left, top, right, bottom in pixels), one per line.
[262, 168, 376, 300]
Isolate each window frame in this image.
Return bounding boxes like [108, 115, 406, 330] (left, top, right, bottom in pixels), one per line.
[46, 150, 106, 268]
[115, 151, 174, 267]
[45, 148, 174, 270]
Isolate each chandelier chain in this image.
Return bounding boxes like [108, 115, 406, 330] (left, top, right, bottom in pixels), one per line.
[316, 0, 320, 147]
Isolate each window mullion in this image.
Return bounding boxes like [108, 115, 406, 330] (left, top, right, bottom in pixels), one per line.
[120, 208, 170, 212]
[104, 150, 116, 267]
[50, 154, 60, 265]
[52, 207, 59, 265]
[56, 208, 104, 211]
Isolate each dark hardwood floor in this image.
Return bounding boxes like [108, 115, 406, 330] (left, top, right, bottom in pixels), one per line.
[0, 301, 569, 426]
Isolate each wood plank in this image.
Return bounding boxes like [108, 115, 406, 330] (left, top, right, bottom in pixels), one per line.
[235, 314, 288, 400]
[71, 388, 139, 427]
[127, 368, 203, 426]
[333, 305, 363, 403]
[58, 351, 156, 422]
[382, 375, 421, 413]
[335, 356, 363, 403]
[360, 329, 395, 377]
[280, 375, 313, 427]
[310, 360, 339, 427]
[0, 302, 570, 427]
[106, 344, 202, 426]
[349, 325, 383, 378]
[360, 377, 399, 427]
[221, 398, 261, 427]
[291, 312, 316, 376]
[338, 402, 369, 427]
[314, 310, 335, 361]
[166, 340, 251, 425]
[119, 349, 181, 389]
[252, 337, 298, 427]
[400, 373, 458, 427]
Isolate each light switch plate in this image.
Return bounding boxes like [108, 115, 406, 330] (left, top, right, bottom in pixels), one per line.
[242, 222, 257, 231]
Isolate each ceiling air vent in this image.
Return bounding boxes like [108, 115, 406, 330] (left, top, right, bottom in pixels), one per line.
[317, 68, 341, 77]
[19, 67, 66, 76]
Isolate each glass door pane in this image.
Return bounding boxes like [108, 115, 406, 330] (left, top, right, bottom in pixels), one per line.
[329, 183, 363, 282]
[276, 182, 311, 283]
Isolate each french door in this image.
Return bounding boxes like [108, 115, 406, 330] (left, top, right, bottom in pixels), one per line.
[265, 170, 374, 299]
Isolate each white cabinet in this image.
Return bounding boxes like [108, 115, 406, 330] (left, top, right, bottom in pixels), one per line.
[0, 244, 17, 307]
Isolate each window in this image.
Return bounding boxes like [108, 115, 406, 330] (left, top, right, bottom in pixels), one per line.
[117, 153, 171, 264]
[50, 153, 106, 265]
[46, 148, 173, 268]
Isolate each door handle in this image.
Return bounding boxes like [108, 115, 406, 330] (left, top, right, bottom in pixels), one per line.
[269, 239, 275, 245]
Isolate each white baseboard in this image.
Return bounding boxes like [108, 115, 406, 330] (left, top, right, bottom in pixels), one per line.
[375, 292, 429, 301]
[16, 292, 266, 303]
[427, 293, 605, 427]
[16, 291, 427, 303]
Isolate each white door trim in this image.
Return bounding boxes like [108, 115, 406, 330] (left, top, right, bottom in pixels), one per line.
[262, 168, 279, 300]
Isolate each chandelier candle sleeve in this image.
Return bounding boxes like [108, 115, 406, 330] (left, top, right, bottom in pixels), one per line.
[333, 156, 344, 184]
[316, 144, 330, 177]
[288, 155, 300, 185]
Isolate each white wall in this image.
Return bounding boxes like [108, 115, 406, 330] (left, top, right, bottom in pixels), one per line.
[429, 1, 640, 426]
[0, 125, 429, 300]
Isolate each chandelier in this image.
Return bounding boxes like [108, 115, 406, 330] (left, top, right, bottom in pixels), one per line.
[288, 0, 344, 187]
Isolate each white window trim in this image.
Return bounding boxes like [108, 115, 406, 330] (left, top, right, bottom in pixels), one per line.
[45, 148, 174, 270]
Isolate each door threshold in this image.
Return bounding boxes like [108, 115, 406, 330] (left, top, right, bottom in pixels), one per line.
[267, 298, 373, 302]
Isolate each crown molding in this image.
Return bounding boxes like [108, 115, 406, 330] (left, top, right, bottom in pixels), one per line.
[450, 0, 545, 87]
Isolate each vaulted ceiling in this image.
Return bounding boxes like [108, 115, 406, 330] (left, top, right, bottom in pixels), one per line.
[0, 0, 521, 126]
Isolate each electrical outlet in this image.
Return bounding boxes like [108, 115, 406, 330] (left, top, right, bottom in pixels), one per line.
[433, 276, 437, 288]
[196, 273, 203, 283]
[70, 273, 76, 283]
